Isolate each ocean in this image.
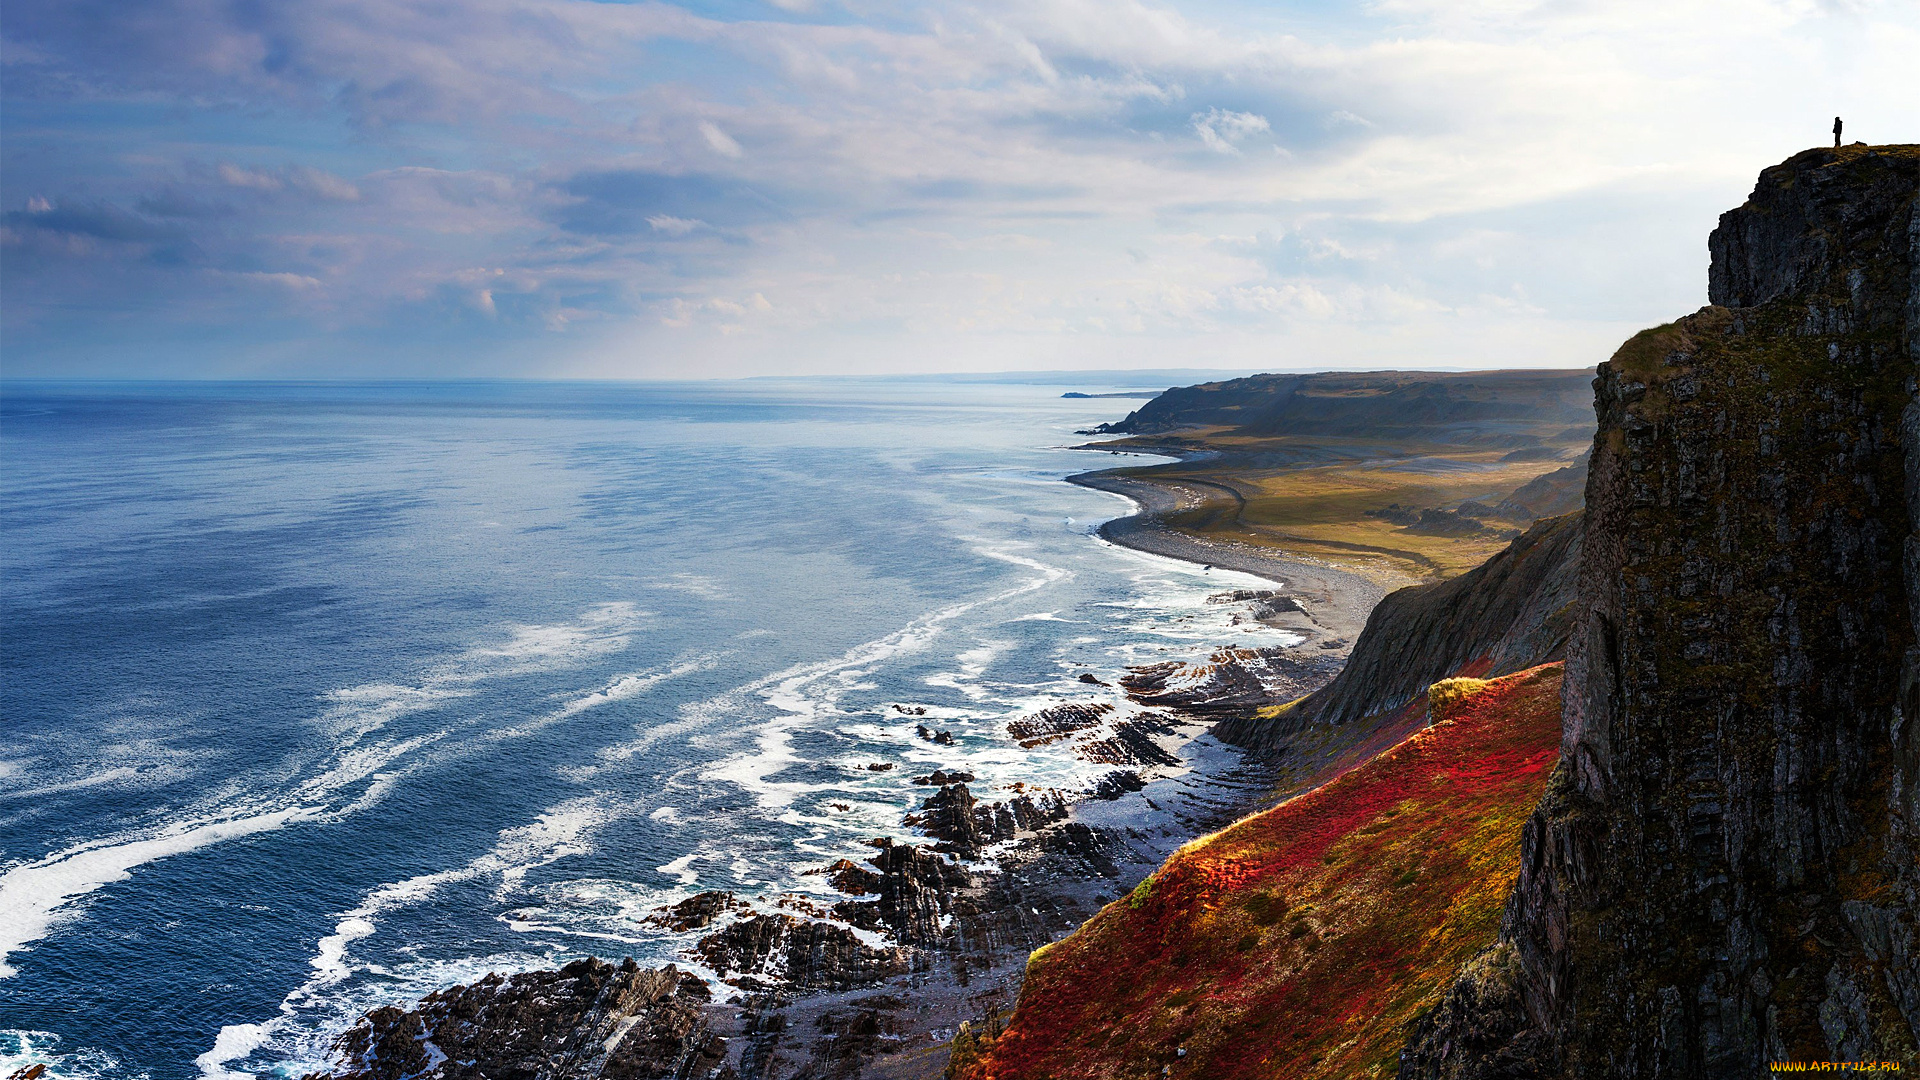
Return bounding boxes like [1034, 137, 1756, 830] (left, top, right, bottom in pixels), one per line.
[0, 379, 1295, 1078]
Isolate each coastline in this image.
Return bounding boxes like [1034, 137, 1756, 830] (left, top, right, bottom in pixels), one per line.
[310, 459, 1396, 1080]
[1068, 469, 1387, 658]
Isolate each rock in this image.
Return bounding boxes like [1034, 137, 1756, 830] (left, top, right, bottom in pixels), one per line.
[1493, 457, 1588, 521]
[1367, 503, 1423, 526]
[911, 768, 976, 786]
[1122, 647, 1339, 719]
[864, 762, 893, 771]
[1397, 943, 1550, 1079]
[913, 783, 1070, 858]
[1006, 703, 1111, 747]
[1089, 371, 1592, 442]
[1076, 718, 1180, 768]
[1411, 144, 1920, 1078]
[1077, 672, 1107, 685]
[918, 783, 990, 855]
[644, 891, 748, 932]
[1205, 587, 1286, 604]
[914, 724, 954, 745]
[695, 915, 910, 991]
[832, 839, 974, 951]
[1089, 770, 1145, 800]
[808, 858, 880, 896]
[305, 959, 728, 1080]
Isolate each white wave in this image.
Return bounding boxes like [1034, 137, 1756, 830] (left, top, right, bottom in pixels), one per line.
[657, 852, 701, 886]
[315, 603, 646, 741]
[0, 806, 323, 978]
[314, 684, 473, 741]
[699, 545, 1070, 812]
[2, 605, 657, 983]
[0, 766, 147, 803]
[1009, 611, 1075, 622]
[193, 1022, 269, 1080]
[458, 603, 644, 671]
[0, 1030, 134, 1080]
[514, 656, 720, 738]
[200, 795, 620, 1078]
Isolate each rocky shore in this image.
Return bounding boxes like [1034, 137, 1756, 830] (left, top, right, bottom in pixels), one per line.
[307, 607, 1356, 1079]
[304, 450, 1400, 1080]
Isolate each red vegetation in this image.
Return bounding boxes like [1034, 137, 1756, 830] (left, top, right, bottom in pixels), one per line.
[959, 663, 1564, 1080]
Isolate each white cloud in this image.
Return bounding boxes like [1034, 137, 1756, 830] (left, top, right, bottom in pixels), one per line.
[4, 0, 1919, 376]
[698, 121, 744, 159]
[646, 215, 704, 236]
[218, 163, 284, 191]
[1190, 108, 1271, 155]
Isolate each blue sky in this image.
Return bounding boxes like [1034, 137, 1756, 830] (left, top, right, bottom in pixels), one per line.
[3, 0, 1916, 378]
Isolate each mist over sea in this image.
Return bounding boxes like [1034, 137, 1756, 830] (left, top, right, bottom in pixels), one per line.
[0, 379, 1296, 1078]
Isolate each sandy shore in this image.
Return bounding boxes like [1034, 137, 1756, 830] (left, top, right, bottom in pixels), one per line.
[1068, 470, 1388, 657]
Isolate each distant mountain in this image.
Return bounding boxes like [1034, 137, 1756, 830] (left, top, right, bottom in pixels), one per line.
[1094, 369, 1594, 449]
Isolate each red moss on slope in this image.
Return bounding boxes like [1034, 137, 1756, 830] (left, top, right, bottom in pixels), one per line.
[959, 663, 1564, 1080]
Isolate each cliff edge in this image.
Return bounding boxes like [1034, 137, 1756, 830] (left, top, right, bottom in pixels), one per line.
[1406, 144, 1920, 1076]
[1216, 511, 1581, 754]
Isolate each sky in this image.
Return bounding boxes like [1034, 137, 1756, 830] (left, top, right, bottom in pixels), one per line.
[2, 0, 1916, 379]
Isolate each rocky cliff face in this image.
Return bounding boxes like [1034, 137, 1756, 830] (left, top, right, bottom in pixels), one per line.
[1406, 144, 1920, 1076]
[1216, 511, 1581, 754]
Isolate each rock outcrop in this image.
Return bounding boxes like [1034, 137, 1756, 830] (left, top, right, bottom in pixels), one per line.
[1216, 512, 1581, 753]
[1123, 646, 1342, 721]
[308, 959, 727, 1080]
[908, 783, 1070, 858]
[1406, 144, 1920, 1076]
[695, 914, 911, 991]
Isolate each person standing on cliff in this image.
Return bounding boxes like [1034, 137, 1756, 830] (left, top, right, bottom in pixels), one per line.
[1834, 116, 1843, 146]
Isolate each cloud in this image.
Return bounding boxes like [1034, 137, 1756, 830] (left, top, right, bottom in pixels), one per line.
[646, 215, 705, 236]
[217, 164, 362, 201]
[1, 0, 1917, 376]
[1191, 108, 1272, 154]
[699, 121, 745, 159]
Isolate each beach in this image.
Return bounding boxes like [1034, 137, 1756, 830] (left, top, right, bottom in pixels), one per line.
[1068, 469, 1388, 657]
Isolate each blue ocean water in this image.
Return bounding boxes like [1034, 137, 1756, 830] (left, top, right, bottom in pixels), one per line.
[0, 379, 1294, 1078]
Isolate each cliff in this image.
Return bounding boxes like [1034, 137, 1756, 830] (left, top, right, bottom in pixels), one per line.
[953, 665, 1564, 1080]
[1406, 144, 1920, 1075]
[1093, 370, 1593, 448]
[1215, 511, 1580, 754]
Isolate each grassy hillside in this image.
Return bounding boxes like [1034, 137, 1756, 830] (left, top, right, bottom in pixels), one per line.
[953, 664, 1565, 1080]
[1080, 370, 1595, 583]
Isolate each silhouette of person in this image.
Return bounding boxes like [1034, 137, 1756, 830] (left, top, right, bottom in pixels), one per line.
[1834, 116, 1843, 147]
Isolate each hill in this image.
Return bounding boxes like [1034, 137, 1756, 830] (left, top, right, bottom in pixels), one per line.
[954, 664, 1564, 1080]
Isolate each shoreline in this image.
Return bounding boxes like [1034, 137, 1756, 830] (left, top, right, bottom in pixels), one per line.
[1068, 469, 1388, 657]
[311, 459, 1396, 1080]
